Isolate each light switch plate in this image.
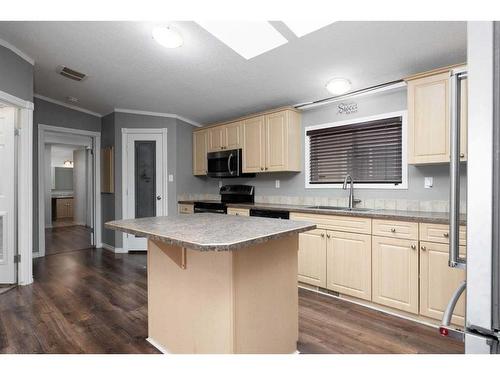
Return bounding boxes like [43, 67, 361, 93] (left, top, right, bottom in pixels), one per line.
[168, 174, 174, 182]
[424, 177, 433, 188]
[275, 180, 280, 188]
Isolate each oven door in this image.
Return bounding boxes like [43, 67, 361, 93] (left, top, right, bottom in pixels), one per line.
[207, 149, 240, 178]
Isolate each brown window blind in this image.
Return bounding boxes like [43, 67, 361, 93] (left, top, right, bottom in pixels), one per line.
[307, 116, 402, 185]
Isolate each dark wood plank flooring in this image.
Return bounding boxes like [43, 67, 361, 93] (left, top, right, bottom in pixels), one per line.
[0, 248, 464, 354]
[45, 225, 92, 256]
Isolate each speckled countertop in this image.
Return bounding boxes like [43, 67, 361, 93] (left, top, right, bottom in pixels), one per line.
[178, 200, 467, 225]
[105, 213, 316, 251]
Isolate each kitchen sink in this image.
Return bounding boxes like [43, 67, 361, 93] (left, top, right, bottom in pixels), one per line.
[307, 205, 373, 212]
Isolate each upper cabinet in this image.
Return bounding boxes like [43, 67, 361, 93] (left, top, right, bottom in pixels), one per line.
[192, 107, 301, 176]
[192, 130, 207, 176]
[406, 65, 467, 164]
[243, 109, 301, 173]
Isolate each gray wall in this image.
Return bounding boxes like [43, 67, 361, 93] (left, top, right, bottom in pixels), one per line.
[188, 89, 467, 204]
[101, 113, 116, 246]
[0, 45, 33, 101]
[33, 97, 101, 252]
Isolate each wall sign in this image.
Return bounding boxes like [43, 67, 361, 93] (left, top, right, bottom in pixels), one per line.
[337, 102, 358, 115]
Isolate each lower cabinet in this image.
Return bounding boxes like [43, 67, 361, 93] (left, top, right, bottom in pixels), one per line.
[326, 231, 372, 301]
[419, 241, 466, 325]
[298, 229, 327, 288]
[372, 236, 419, 314]
[178, 203, 194, 214]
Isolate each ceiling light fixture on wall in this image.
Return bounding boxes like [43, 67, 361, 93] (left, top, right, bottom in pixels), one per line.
[325, 78, 352, 95]
[152, 26, 183, 48]
[63, 160, 74, 168]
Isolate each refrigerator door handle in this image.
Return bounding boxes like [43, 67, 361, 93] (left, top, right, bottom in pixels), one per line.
[439, 280, 467, 340]
[449, 70, 467, 269]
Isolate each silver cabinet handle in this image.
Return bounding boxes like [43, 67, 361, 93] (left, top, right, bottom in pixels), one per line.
[227, 153, 234, 175]
[443, 232, 449, 238]
[411, 244, 416, 250]
[320, 233, 325, 238]
[391, 228, 396, 233]
[326, 234, 331, 239]
[421, 245, 426, 251]
[449, 70, 466, 269]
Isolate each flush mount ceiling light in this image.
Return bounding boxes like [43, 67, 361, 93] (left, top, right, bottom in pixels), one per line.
[196, 21, 287, 60]
[283, 20, 334, 37]
[152, 26, 183, 48]
[326, 78, 352, 95]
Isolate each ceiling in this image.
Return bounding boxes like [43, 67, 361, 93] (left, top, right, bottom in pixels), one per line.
[0, 21, 466, 124]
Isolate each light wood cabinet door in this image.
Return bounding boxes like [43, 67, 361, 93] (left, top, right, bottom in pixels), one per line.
[372, 236, 419, 313]
[265, 111, 287, 172]
[326, 231, 371, 301]
[225, 122, 243, 150]
[208, 126, 226, 152]
[56, 198, 73, 219]
[242, 116, 265, 173]
[420, 241, 466, 325]
[178, 203, 194, 214]
[193, 130, 207, 175]
[408, 71, 450, 164]
[298, 229, 327, 288]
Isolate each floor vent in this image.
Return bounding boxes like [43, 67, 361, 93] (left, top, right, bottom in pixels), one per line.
[56, 65, 87, 81]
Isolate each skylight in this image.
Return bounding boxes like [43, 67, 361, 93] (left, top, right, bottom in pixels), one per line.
[282, 20, 334, 37]
[196, 21, 288, 60]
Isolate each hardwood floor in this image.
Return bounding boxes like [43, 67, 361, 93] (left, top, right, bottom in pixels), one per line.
[0, 248, 464, 354]
[45, 225, 92, 256]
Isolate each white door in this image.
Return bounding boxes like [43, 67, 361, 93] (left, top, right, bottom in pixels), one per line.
[0, 107, 16, 283]
[124, 132, 166, 250]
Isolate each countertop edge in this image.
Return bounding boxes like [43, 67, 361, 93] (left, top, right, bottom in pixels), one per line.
[105, 221, 316, 252]
[177, 200, 466, 226]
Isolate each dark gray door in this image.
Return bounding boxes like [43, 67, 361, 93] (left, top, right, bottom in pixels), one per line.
[134, 141, 156, 219]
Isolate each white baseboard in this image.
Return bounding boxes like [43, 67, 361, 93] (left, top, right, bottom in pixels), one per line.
[101, 243, 127, 253]
[146, 337, 170, 354]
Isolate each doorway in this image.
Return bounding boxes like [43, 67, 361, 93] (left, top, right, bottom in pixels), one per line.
[44, 144, 93, 255]
[121, 128, 168, 251]
[37, 125, 101, 258]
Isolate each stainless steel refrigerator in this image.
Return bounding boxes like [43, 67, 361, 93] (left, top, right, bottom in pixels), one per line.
[447, 21, 500, 354]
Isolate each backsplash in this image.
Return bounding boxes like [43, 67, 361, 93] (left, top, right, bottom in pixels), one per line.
[177, 193, 466, 213]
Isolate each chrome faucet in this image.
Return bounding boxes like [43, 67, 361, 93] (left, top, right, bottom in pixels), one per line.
[342, 174, 361, 209]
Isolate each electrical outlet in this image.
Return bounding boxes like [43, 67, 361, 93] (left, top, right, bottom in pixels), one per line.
[219, 180, 223, 188]
[424, 177, 433, 188]
[168, 174, 174, 182]
[275, 180, 280, 189]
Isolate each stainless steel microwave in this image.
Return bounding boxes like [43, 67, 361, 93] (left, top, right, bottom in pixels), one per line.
[207, 149, 254, 178]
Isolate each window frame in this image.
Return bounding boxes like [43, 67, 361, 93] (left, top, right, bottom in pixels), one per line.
[304, 110, 408, 190]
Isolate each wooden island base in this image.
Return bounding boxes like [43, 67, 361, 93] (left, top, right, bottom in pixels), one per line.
[147, 235, 299, 354]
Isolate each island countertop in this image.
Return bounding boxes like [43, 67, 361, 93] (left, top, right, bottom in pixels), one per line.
[105, 213, 316, 251]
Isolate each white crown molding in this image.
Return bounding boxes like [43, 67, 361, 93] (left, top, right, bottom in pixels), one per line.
[113, 108, 202, 127]
[0, 38, 35, 65]
[0, 89, 34, 110]
[34, 94, 102, 118]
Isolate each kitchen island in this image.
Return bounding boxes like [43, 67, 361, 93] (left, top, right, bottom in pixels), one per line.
[106, 213, 315, 354]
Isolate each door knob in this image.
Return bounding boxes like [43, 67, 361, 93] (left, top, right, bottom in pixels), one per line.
[156, 195, 162, 200]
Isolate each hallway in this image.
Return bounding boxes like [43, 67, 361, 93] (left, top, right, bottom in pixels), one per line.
[45, 225, 92, 256]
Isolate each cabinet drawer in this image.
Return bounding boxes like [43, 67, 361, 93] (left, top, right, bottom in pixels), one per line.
[372, 219, 418, 240]
[290, 212, 371, 234]
[227, 207, 250, 216]
[178, 204, 194, 214]
[419, 223, 466, 245]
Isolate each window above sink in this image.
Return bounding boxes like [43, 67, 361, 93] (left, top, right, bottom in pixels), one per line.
[305, 111, 408, 190]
